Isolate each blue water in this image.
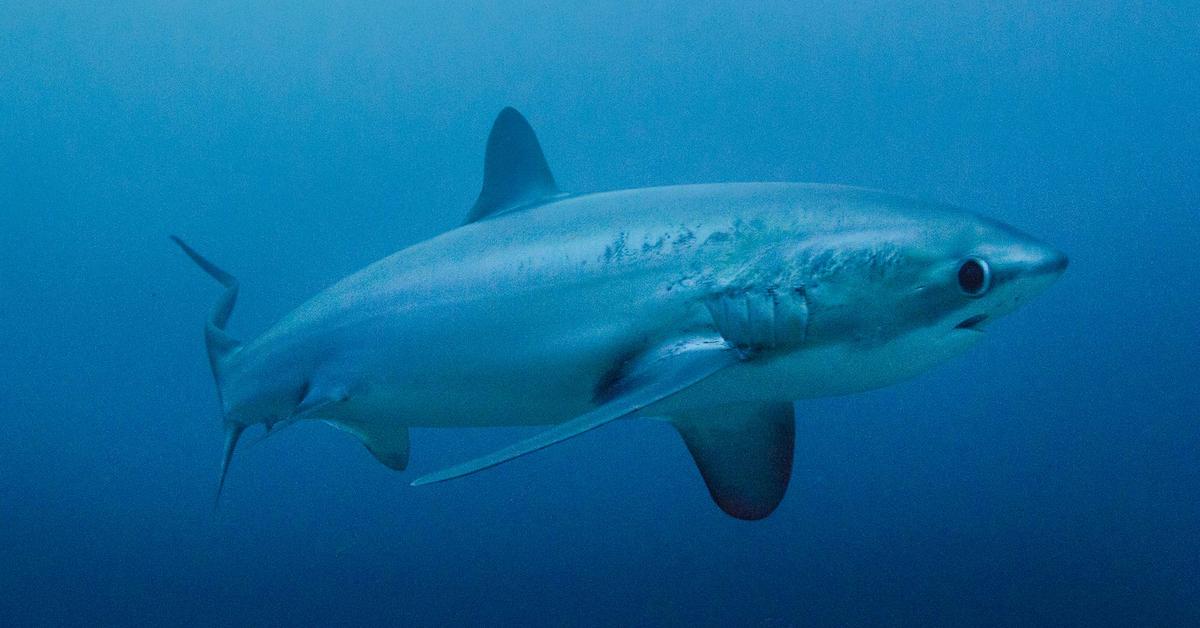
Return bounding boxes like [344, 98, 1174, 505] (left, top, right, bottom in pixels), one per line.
[2, 2, 1197, 625]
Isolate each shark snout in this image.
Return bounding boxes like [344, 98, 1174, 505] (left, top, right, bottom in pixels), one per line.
[1008, 239, 1068, 279]
[1034, 247, 1069, 276]
[1001, 241, 1067, 307]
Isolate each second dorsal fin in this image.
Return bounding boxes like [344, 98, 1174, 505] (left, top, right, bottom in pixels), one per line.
[465, 107, 561, 224]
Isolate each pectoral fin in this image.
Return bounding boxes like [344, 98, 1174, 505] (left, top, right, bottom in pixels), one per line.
[328, 421, 411, 471]
[674, 402, 795, 520]
[412, 334, 740, 486]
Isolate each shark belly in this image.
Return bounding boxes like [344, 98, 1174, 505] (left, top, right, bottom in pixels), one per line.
[309, 264, 698, 429]
[652, 327, 985, 414]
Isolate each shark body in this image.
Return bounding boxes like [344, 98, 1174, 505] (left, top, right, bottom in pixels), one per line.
[177, 108, 1066, 519]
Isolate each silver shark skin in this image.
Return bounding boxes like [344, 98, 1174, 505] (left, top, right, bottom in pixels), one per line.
[177, 109, 1066, 519]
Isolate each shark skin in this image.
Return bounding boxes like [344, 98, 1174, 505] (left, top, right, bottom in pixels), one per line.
[177, 108, 1067, 520]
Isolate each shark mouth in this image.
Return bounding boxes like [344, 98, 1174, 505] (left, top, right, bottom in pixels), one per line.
[955, 314, 989, 331]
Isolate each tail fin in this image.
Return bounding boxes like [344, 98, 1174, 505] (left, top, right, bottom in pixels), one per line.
[172, 236, 245, 504]
[215, 422, 245, 509]
[170, 236, 242, 393]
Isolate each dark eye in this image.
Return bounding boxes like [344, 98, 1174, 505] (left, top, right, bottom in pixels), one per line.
[957, 258, 991, 296]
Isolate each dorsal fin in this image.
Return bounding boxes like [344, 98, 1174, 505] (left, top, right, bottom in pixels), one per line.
[465, 107, 561, 224]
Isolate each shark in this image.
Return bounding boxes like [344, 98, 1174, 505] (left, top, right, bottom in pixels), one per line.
[175, 107, 1067, 520]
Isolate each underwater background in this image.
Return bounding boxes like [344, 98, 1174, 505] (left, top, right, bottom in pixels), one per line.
[1, 1, 1197, 625]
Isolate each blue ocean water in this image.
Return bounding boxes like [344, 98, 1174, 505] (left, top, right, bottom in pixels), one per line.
[1, 1, 1197, 625]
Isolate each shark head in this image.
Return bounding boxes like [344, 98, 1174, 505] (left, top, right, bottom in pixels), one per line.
[936, 218, 1068, 334]
[875, 213, 1066, 340]
[767, 196, 1068, 393]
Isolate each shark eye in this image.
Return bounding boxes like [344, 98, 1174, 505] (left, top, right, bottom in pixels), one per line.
[957, 258, 991, 296]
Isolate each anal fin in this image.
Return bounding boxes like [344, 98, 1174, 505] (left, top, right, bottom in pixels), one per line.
[674, 402, 795, 520]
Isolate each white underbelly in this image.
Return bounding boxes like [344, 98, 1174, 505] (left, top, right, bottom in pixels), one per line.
[333, 325, 982, 429]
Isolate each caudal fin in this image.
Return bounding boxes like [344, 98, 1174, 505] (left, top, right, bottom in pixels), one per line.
[172, 236, 246, 505]
[170, 236, 242, 391]
[215, 422, 245, 509]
